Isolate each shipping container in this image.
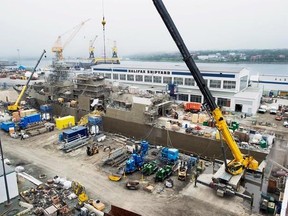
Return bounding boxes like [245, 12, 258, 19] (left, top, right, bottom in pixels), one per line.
[55, 115, 75, 130]
[61, 126, 88, 143]
[19, 113, 41, 129]
[184, 102, 202, 112]
[1, 121, 15, 132]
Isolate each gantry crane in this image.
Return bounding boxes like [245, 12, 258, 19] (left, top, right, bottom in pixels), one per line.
[52, 19, 90, 61]
[89, 35, 98, 59]
[112, 40, 118, 58]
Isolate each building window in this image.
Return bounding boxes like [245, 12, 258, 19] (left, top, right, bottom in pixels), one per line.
[127, 74, 134, 81]
[190, 95, 202, 103]
[120, 74, 126, 80]
[135, 75, 143, 82]
[223, 81, 236, 89]
[240, 75, 248, 91]
[185, 78, 195, 86]
[144, 75, 152, 82]
[209, 80, 221, 88]
[174, 77, 183, 85]
[217, 98, 231, 107]
[105, 73, 111, 79]
[163, 77, 172, 84]
[178, 94, 189, 101]
[113, 74, 118, 80]
[153, 76, 162, 83]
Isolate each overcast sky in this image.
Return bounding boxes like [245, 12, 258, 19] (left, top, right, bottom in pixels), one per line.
[1, 0, 287, 59]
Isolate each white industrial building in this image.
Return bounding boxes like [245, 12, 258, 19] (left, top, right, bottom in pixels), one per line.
[0, 161, 18, 203]
[91, 61, 262, 114]
[250, 74, 288, 96]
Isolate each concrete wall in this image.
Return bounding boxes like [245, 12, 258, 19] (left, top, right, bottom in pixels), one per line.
[103, 116, 267, 163]
[106, 103, 146, 124]
[0, 172, 18, 203]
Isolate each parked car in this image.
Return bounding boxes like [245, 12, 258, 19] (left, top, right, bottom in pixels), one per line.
[258, 105, 268, 113]
[269, 106, 278, 114]
[258, 108, 267, 114]
[284, 121, 288, 128]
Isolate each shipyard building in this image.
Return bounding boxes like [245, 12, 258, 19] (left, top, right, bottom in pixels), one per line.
[91, 61, 262, 114]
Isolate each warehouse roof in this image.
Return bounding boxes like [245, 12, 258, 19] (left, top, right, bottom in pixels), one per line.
[234, 87, 262, 99]
[92, 61, 246, 74]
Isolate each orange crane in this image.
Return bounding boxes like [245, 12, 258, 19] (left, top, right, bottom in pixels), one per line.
[52, 19, 90, 61]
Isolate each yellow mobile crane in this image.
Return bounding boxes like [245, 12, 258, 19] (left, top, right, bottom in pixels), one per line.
[8, 50, 46, 112]
[52, 19, 90, 61]
[152, 0, 258, 176]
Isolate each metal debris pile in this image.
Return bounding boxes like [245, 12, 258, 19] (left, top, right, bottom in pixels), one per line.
[19, 176, 105, 215]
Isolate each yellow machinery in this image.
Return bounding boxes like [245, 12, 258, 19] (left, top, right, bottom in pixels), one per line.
[8, 50, 46, 112]
[71, 181, 88, 203]
[89, 35, 98, 59]
[78, 110, 103, 126]
[52, 19, 90, 61]
[153, 0, 258, 176]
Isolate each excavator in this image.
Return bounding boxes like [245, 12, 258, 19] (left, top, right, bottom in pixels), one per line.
[152, 0, 258, 176]
[7, 50, 46, 112]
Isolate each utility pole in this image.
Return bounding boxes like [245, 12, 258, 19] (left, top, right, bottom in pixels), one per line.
[0, 138, 11, 205]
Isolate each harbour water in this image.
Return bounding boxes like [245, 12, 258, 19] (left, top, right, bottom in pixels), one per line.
[12, 58, 288, 76]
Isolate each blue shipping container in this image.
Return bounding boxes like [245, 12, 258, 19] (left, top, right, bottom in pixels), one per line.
[62, 126, 88, 142]
[1, 121, 15, 132]
[19, 113, 41, 129]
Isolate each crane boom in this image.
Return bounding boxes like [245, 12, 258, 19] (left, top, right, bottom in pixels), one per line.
[152, 0, 258, 175]
[52, 19, 90, 61]
[8, 50, 46, 111]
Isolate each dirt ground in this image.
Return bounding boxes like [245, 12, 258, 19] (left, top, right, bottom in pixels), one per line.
[1, 97, 287, 216]
[0, 129, 264, 216]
